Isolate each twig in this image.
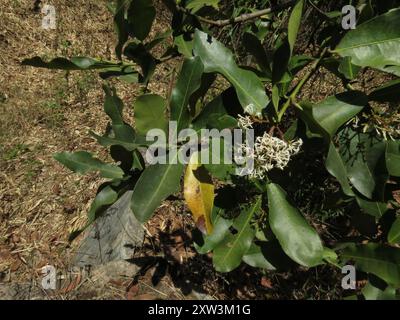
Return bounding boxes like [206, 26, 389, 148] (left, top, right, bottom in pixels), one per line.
[277, 47, 329, 121]
[176, 1, 297, 27]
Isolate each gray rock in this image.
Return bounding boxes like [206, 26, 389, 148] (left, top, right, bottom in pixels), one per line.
[0, 283, 47, 300]
[73, 191, 144, 267]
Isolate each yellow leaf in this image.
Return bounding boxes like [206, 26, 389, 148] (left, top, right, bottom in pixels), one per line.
[183, 152, 215, 234]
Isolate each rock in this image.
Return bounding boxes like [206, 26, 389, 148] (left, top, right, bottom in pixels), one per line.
[73, 191, 144, 267]
[0, 283, 46, 300]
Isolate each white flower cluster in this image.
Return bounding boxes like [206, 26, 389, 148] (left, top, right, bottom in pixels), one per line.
[237, 116, 303, 180]
[238, 115, 253, 130]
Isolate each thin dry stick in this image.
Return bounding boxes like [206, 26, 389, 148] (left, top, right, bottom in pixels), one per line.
[176, 1, 297, 27]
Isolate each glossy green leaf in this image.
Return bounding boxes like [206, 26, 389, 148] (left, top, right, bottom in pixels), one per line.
[335, 9, 400, 73]
[90, 131, 139, 151]
[127, 0, 156, 41]
[338, 57, 361, 80]
[386, 140, 400, 177]
[304, 91, 367, 138]
[242, 243, 276, 270]
[356, 197, 387, 218]
[272, 40, 291, 84]
[195, 208, 233, 254]
[369, 79, 400, 102]
[338, 128, 388, 199]
[124, 42, 157, 84]
[103, 85, 124, 125]
[193, 30, 269, 117]
[243, 32, 271, 73]
[325, 141, 355, 197]
[54, 151, 124, 179]
[213, 196, 261, 273]
[192, 96, 234, 131]
[98, 66, 139, 83]
[288, 0, 304, 53]
[362, 282, 397, 300]
[86, 186, 119, 223]
[69, 184, 119, 242]
[171, 57, 204, 133]
[388, 218, 400, 244]
[130, 153, 184, 223]
[114, 0, 130, 59]
[272, 85, 280, 112]
[267, 183, 324, 267]
[341, 243, 400, 286]
[134, 94, 168, 136]
[174, 35, 193, 58]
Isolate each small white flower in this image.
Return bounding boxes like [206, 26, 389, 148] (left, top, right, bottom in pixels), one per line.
[238, 115, 253, 130]
[237, 131, 303, 180]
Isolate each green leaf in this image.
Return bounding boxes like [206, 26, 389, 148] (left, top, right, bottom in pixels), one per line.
[134, 94, 168, 136]
[369, 79, 400, 102]
[213, 196, 262, 273]
[326, 141, 355, 197]
[103, 85, 124, 125]
[338, 128, 388, 199]
[127, 0, 156, 41]
[145, 30, 173, 51]
[242, 243, 276, 270]
[338, 57, 361, 80]
[288, 0, 304, 53]
[114, 0, 130, 59]
[124, 42, 157, 84]
[86, 186, 119, 223]
[69, 184, 119, 242]
[193, 30, 269, 117]
[174, 35, 193, 58]
[356, 197, 387, 219]
[302, 91, 367, 138]
[90, 123, 146, 151]
[170, 57, 204, 134]
[192, 95, 235, 131]
[242, 32, 271, 73]
[98, 66, 139, 83]
[272, 85, 280, 113]
[130, 153, 184, 223]
[54, 151, 124, 179]
[195, 208, 233, 254]
[362, 282, 397, 300]
[341, 243, 400, 286]
[388, 218, 400, 244]
[272, 40, 291, 84]
[267, 183, 324, 267]
[91, 132, 137, 151]
[386, 140, 400, 177]
[335, 9, 400, 73]
[186, 0, 220, 12]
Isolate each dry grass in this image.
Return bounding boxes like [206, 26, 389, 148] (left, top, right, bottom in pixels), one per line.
[0, 0, 174, 292]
